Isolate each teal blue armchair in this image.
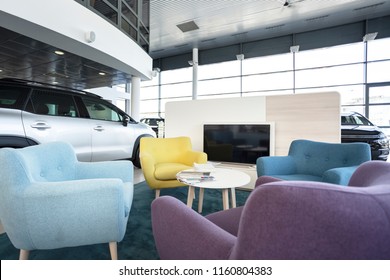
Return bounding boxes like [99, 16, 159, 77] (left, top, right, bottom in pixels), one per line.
[0, 142, 133, 260]
[256, 139, 371, 185]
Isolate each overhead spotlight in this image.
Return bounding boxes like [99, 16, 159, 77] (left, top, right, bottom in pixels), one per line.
[152, 67, 161, 77]
[236, 54, 245, 61]
[290, 45, 300, 53]
[188, 60, 194, 66]
[363, 32, 378, 42]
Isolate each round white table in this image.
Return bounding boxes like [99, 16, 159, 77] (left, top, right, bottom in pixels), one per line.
[177, 168, 251, 213]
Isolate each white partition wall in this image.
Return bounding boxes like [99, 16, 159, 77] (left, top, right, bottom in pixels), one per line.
[165, 96, 267, 151]
[165, 92, 340, 154]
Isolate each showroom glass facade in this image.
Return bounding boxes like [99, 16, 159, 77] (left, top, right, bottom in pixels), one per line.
[74, 0, 150, 52]
[139, 37, 390, 136]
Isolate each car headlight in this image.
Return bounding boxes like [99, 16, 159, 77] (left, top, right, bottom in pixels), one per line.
[374, 132, 389, 147]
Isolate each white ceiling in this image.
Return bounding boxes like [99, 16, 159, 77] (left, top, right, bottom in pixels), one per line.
[149, 0, 390, 59]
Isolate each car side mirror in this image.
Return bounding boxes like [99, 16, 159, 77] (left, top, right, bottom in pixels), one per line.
[122, 116, 129, 127]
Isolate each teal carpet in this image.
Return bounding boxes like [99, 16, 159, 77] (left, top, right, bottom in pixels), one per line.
[0, 181, 250, 260]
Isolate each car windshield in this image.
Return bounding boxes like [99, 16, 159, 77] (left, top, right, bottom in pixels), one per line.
[341, 114, 373, 126]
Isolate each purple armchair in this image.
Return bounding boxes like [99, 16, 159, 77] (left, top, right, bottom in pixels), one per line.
[151, 161, 390, 259]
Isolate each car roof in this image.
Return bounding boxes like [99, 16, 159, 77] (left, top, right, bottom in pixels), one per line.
[0, 78, 101, 99]
[341, 111, 364, 117]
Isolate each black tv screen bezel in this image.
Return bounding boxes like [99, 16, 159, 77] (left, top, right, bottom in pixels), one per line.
[203, 123, 272, 165]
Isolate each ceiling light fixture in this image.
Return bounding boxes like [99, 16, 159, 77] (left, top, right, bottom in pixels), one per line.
[98, 72, 106, 76]
[54, 50, 65, 56]
[363, 32, 378, 42]
[152, 67, 161, 77]
[236, 54, 245, 61]
[290, 45, 300, 53]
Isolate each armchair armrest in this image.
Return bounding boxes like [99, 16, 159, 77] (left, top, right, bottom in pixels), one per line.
[183, 150, 208, 166]
[255, 176, 283, 188]
[152, 196, 235, 259]
[76, 161, 133, 183]
[23, 179, 131, 250]
[323, 166, 359, 186]
[256, 156, 296, 177]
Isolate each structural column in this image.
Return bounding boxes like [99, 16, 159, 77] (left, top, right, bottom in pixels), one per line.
[192, 48, 198, 100]
[131, 76, 141, 121]
[125, 82, 131, 115]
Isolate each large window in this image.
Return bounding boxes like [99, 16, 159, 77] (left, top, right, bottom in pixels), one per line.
[74, 0, 149, 52]
[140, 38, 390, 134]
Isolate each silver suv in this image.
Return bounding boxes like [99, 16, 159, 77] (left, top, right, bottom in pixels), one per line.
[0, 78, 155, 167]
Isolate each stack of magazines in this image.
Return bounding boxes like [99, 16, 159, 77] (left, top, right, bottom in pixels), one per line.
[177, 170, 215, 184]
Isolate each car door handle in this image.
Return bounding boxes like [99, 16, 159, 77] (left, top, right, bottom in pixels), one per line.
[31, 122, 51, 129]
[94, 125, 105, 131]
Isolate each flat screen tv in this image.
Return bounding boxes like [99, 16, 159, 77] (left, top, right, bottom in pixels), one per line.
[203, 124, 273, 164]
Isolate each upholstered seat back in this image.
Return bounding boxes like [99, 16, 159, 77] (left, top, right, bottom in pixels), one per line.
[289, 140, 371, 177]
[11, 142, 78, 183]
[140, 136, 193, 164]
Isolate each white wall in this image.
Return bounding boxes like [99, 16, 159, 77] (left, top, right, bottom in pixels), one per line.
[165, 92, 341, 156]
[165, 96, 267, 151]
[0, 0, 152, 80]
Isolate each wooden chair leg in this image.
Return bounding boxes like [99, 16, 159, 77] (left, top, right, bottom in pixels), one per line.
[109, 242, 118, 260]
[198, 188, 205, 213]
[19, 249, 29, 260]
[155, 189, 160, 199]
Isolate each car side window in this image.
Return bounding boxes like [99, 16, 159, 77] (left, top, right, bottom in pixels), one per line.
[0, 85, 29, 109]
[82, 98, 122, 122]
[28, 90, 78, 117]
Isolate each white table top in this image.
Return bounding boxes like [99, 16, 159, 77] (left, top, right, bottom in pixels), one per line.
[177, 168, 250, 189]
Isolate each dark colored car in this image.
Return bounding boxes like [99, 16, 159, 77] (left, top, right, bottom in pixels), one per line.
[341, 112, 389, 161]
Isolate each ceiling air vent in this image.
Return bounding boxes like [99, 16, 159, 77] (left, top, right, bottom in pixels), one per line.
[177, 20, 199, 33]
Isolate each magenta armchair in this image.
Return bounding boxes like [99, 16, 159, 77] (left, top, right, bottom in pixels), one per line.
[151, 161, 390, 259]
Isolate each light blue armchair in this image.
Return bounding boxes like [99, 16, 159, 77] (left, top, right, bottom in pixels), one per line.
[257, 139, 371, 185]
[0, 142, 133, 260]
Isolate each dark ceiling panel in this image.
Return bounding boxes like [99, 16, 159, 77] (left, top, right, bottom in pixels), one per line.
[0, 25, 132, 90]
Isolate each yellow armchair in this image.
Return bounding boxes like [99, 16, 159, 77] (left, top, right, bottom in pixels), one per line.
[140, 136, 207, 198]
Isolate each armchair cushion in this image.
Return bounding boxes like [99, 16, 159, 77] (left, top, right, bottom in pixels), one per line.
[257, 139, 371, 185]
[154, 163, 192, 180]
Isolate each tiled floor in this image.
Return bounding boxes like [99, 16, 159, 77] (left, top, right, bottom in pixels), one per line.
[0, 167, 145, 235]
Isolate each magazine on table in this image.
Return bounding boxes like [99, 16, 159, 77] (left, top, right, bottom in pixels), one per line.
[177, 170, 215, 183]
